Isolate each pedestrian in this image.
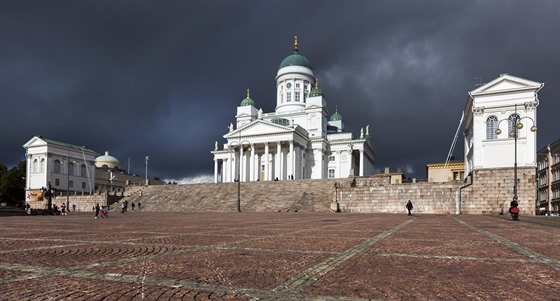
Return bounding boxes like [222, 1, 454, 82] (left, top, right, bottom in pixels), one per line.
[131, 202, 135, 211]
[72, 203, 76, 211]
[124, 200, 128, 212]
[95, 203, 100, 219]
[121, 202, 125, 214]
[138, 202, 142, 211]
[60, 203, 67, 215]
[406, 200, 413, 216]
[100, 207, 108, 218]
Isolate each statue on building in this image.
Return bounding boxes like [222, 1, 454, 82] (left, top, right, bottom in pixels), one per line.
[228, 123, 234, 132]
[214, 141, 218, 151]
[258, 108, 263, 119]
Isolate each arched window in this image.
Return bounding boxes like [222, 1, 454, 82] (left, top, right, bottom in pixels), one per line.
[508, 114, 520, 137]
[486, 116, 498, 140]
[32, 159, 38, 173]
[68, 162, 75, 176]
[40, 158, 45, 173]
[81, 164, 87, 177]
[54, 160, 61, 173]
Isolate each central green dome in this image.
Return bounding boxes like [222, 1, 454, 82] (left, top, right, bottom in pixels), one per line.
[279, 36, 313, 70]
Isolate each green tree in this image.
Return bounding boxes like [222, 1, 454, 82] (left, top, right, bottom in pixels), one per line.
[0, 160, 26, 206]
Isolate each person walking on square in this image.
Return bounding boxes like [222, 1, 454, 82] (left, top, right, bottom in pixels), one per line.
[121, 202, 125, 214]
[95, 203, 100, 219]
[406, 200, 413, 216]
[60, 203, 66, 215]
[138, 202, 142, 211]
[131, 202, 135, 211]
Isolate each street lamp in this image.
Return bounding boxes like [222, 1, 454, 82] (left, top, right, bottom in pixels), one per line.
[495, 104, 537, 203]
[63, 157, 77, 213]
[145, 156, 149, 185]
[229, 140, 251, 212]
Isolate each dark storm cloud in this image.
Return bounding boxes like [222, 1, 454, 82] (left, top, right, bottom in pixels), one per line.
[1, 0, 559, 181]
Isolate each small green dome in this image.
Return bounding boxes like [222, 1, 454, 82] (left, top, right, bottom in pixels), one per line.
[279, 36, 313, 70]
[330, 106, 343, 121]
[240, 89, 255, 106]
[309, 79, 323, 97]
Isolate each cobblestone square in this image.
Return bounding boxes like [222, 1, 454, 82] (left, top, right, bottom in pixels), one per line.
[0, 212, 558, 300]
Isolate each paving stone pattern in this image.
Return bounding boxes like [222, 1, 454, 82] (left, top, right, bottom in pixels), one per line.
[0, 212, 559, 300]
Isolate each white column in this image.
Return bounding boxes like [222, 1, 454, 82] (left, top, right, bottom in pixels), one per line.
[337, 151, 341, 178]
[289, 141, 294, 179]
[214, 159, 218, 183]
[359, 149, 364, 176]
[300, 146, 305, 179]
[276, 141, 281, 180]
[264, 142, 269, 181]
[250, 143, 255, 181]
[228, 151, 233, 182]
[240, 146, 245, 182]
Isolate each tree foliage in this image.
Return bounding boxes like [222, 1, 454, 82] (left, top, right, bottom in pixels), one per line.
[0, 160, 26, 206]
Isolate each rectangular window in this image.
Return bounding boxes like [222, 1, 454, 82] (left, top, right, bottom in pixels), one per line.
[328, 169, 335, 179]
[329, 156, 335, 162]
[82, 182, 86, 189]
[69, 180, 73, 188]
[295, 92, 300, 102]
[55, 179, 60, 186]
[287, 92, 292, 102]
[296, 83, 300, 88]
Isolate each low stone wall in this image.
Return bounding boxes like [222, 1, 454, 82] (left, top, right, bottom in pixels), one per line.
[118, 169, 537, 215]
[28, 195, 108, 213]
[460, 167, 536, 216]
[337, 178, 460, 214]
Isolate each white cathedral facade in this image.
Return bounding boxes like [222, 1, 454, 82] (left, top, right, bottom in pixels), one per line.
[212, 37, 375, 183]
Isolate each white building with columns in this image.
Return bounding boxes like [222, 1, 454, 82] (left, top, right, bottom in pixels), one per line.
[212, 37, 375, 183]
[464, 73, 542, 175]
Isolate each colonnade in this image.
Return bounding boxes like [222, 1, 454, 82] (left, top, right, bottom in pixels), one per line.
[214, 141, 305, 183]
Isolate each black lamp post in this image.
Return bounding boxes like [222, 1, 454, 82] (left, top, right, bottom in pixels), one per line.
[230, 140, 251, 213]
[496, 104, 537, 203]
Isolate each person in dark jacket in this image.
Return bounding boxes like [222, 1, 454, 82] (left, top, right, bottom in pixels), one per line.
[406, 200, 414, 216]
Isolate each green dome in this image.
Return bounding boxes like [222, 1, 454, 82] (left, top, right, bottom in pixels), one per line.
[240, 89, 255, 106]
[330, 106, 343, 121]
[279, 50, 313, 70]
[309, 79, 323, 97]
[279, 36, 313, 70]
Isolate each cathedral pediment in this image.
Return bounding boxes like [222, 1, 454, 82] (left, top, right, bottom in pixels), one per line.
[471, 74, 542, 95]
[224, 120, 293, 138]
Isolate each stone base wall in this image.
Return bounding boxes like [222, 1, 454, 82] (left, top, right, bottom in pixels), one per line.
[461, 167, 536, 215]
[28, 195, 108, 213]
[117, 168, 537, 215]
[337, 177, 460, 214]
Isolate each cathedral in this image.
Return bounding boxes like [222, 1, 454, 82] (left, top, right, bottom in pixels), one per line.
[212, 37, 375, 183]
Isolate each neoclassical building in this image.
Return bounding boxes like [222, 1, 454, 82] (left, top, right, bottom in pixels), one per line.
[462, 73, 543, 214]
[212, 37, 375, 183]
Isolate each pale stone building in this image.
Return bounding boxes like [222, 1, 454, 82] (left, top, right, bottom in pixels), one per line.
[462, 73, 543, 214]
[426, 161, 465, 183]
[212, 37, 375, 183]
[537, 138, 560, 213]
[23, 135, 98, 205]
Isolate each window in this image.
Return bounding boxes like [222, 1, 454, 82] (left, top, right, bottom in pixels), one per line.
[508, 114, 520, 137]
[287, 92, 292, 102]
[55, 178, 60, 186]
[295, 92, 300, 102]
[486, 116, 498, 139]
[81, 164, 87, 177]
[82, 182, 86, 189]
[54, 160, 61, 173]
[40, 159, 45, 173]
[68, 162, 75, 175]
[295, 83, 300, 88]
[329, 156, 335, 162]
[69, 180, 73, 188]
[328, 169, 335, 178]
[33, 159, 38, 173]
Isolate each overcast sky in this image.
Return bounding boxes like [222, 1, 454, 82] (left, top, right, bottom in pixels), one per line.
[1, 0, 559, 182]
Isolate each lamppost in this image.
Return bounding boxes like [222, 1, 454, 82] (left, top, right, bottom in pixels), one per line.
[495, 104, 537, 203]
[64, 156, 77, 213]
[145, 156, 149, 185]
[229, 140, 251, 212]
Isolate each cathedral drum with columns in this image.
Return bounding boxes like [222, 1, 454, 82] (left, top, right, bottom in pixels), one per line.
[212, 37, 376, 183]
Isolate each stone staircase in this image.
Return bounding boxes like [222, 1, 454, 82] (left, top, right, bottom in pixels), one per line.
[123, 179, 338, 212]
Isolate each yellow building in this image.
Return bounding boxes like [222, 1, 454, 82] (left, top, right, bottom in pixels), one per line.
[427, 161, 465, 183]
